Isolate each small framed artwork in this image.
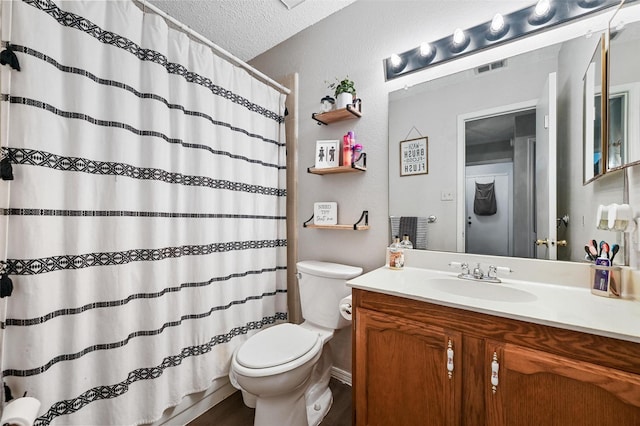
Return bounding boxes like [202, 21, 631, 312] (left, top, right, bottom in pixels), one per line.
[315, 140, 340, 168]
[314, 202, 337, 225]
[400, 137, 428, 176]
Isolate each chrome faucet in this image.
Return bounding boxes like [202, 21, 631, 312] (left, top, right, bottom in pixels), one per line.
[472, 263, 484, 279]
[450, 262, 508, 283]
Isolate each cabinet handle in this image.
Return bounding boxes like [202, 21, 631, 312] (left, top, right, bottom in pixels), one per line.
[491, 351, 499, 393]
[446, 339, 454, 379]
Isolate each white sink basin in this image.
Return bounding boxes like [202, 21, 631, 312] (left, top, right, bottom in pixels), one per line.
[425, 277, 538, 303]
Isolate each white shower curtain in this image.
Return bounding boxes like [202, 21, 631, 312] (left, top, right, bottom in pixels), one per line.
[0, 0, 288, 424]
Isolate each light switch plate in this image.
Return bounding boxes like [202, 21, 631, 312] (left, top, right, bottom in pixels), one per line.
[441, 191, 454, 201]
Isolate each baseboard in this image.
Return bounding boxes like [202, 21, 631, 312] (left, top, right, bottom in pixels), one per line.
[330, 366, 352, 386]
[151, 377, 236, 426]
[149, 368, 349, 425]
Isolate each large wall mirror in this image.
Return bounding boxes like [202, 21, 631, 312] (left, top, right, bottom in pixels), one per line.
[388, 11, 635, 264]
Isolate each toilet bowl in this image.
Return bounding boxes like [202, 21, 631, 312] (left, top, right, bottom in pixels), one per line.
[229, 260, 362, 426]
[230, 322, 330, 426]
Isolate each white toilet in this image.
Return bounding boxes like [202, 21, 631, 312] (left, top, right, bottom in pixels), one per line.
[229, 260, 362, 426]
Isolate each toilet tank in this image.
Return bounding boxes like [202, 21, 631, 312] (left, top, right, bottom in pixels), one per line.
[297, 261, 362, 330]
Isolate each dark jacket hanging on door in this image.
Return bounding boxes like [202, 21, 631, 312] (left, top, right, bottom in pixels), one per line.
[474, 181, 497, 215]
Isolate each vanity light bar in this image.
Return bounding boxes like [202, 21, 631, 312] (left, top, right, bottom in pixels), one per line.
[384, 0, 626, 81]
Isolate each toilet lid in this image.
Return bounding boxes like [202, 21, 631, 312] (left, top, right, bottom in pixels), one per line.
[236, 323, 319, 369]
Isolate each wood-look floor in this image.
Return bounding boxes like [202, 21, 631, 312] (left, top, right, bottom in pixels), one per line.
[188, 378, 352, 426]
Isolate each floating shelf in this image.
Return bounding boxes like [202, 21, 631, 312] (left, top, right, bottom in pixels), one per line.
[308, 153, 367, 174]
[312, 100, 362, 125]
[303, 210, 369, 231]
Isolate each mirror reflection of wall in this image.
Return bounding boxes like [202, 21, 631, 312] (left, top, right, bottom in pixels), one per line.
[583, 35, 604, 183]
[389, 30, 626, 264]
[608, 19, 640, 170]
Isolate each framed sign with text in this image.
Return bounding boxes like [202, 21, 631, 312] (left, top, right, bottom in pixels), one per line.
[400, 137, 428, 176]
[313, 202, 337, 225]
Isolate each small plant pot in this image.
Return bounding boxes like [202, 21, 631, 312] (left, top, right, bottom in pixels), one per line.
[336, 92, 353, 109]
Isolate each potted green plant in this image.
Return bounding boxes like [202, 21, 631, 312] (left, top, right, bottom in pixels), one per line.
[328, 77, 356, 109]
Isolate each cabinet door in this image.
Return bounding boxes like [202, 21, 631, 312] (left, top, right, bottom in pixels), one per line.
[354, 308, 461, 426]
[486, 341, 640, 426]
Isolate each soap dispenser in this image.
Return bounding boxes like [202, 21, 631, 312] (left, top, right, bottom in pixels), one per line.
[387, 236, 404, 270]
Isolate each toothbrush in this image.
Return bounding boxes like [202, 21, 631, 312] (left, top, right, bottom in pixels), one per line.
[601, 242, 610, 260]
[588, 240, 598, 259]
[599, 240, 605, 258]
[584, 245, 596, 261]
[610, 244, 620, 263]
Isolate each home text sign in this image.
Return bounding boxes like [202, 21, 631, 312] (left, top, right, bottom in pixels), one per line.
[400, 137, 428, 176]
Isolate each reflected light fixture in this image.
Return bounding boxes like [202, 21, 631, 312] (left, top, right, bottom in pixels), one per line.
[384, 0, 625, 81]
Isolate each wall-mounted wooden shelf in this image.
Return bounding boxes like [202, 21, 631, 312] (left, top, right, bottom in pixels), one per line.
[312, 100, 362, 125]
[303, 210, 369, 230]
[307, 164, 366, 175]
[308, 153, 367, 174]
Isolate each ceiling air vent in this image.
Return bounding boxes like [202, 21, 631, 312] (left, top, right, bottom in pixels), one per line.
[475, 60, 507, 74]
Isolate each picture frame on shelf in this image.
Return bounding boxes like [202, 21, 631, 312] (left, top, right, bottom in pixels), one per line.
[400, 137, 428, 176]
[315, 140, 340, 168]
[314, 202, 338, 225]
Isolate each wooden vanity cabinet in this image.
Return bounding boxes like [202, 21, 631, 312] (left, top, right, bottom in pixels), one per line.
[355, 308, 461, 425]
[352, 289, 640, 426]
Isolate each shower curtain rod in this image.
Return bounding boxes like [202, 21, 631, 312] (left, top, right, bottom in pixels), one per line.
[136, 0, 291, 96]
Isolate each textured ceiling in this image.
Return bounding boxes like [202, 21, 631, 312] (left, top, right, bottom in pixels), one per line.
[148, 0, 357, 62]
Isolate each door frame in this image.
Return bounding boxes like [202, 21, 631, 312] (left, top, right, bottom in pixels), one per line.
[456, 100, 537, 253]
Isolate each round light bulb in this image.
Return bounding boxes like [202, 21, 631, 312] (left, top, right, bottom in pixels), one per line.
[490, 13, 505, 33]
[390, 54, 403, 68]
[534, 0, 551, 17]
[453, 28, 466, 45]
[419, 42, 433, 57]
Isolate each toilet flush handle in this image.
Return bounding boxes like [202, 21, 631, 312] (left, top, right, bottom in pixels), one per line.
[296, 272, 302, 279]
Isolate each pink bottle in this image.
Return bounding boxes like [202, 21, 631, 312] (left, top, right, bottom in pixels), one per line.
[342, 133, 352, 166]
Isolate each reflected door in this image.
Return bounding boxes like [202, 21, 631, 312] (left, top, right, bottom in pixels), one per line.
[465, 171, 510, 257]
[535, 72, 558, 260]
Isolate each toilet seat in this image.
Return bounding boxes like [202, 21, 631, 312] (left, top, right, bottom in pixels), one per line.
[233, 323, 323, 377]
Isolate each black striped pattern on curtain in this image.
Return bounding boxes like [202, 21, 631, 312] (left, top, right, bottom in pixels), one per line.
[0, 1, 288, 424]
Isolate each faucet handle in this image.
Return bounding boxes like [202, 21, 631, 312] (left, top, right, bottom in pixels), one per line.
[488, 265, 498, 278]
[448, 261, 470, 274]
[488, 265, 512, 278]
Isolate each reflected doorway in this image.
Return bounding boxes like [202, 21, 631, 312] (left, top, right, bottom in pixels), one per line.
[464, 109, 537, 258]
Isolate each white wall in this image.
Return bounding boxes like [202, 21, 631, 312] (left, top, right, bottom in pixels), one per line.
[250, 1, 640, 375]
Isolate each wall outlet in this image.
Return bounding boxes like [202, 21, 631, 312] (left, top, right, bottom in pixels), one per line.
[441, 191, 455, 201]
